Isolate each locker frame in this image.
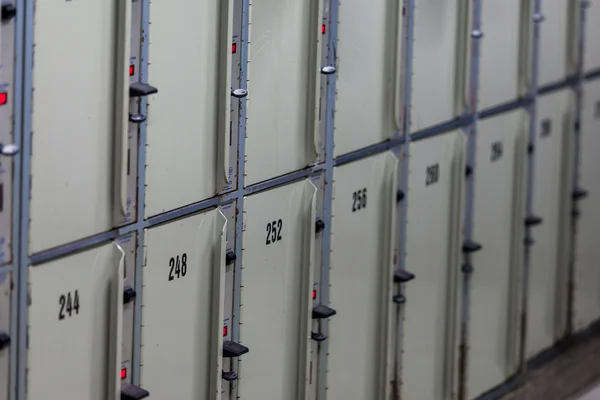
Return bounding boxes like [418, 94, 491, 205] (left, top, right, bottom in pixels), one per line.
[10, 0, 600, 400]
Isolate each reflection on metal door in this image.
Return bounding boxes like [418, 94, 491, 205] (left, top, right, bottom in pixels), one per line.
[402, 132, 465, 400]
[245, 0, 322, 185]
[145, 0, 233, 216]
[140, 209, 227, 399]
[527, 90, 573, 357]
[27, 243, 125, 400]
[468, 111, 528, 398]
[335, 0, 402, 156]
[327, 152, 398, 400]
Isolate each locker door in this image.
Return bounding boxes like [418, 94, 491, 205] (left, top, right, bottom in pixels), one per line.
[27, 243, 125, 400]
[30, 0, 139, 252]
[468, 111, 528, 398]
[527, 90, 573, 357]
[238, 180, 316, 400]
[574, 81, 600, 331]
[244, 0, 322, 185]
[411, 0, 469, 132]
[335, 0, 402, 156]
[402, 132, 464, 400]
[478, 0, 527, 110]
[327, 153, 397, 400]
[140, 209, 226, 399]
[0, 273, 10, 400]
[145, 0, 233, 216]
[538, 1, 572, 86]
[585, 1, 600, 71]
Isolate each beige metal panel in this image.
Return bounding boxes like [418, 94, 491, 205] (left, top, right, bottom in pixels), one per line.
[402, 132, 465, 400]
[574, 81, 600, 332]
[327, 152, 397, 400]
[585, 1, 600, 71]
[478, 0, 527, 110]
[244, 0, 322, 185]
[239, 180, 316, 399]
[27, 243, 125, 400]
[527, 90, 573, 358]
[539, 1, 571, 86]
[0, 273, 10, 400]
[334, 0, 402, 156]
[411, 0, 469, 132]
[468, 111, 528, 398]
[140, 209, 226, 399]
[145, 0, 233, 216]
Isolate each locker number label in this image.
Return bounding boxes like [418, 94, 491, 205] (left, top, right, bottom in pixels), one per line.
[168, 253, 188, 281]
[266, 219, 283, 245]
[425, 164, 439, 186]
[352, 188, 367, 212]
[490, 141, 503, 162]
[58, 290, 80, 321]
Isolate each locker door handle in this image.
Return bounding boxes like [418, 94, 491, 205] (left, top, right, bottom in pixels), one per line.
[524, 215, 543, 227]
[312, 303, 336, 319]
[121, 383, 150, 400]
[1, 4, 15, 21]
[222, 371, 238, 382]
[572, 188, 589, 200]
[129, 83, 158, 98]
[311, 332, 327, 342]
[0, 331, 9, 350]
[393, 268, 415, 283]
[462, 239, 482, 254]
[222, 340, 250, 358]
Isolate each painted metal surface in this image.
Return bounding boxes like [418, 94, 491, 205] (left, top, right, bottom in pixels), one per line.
[584, 0, 600, 70]
[538, 1, 573, 87]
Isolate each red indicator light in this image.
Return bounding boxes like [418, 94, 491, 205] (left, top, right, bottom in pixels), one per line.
[223, 325, 228, 337]
[120, 368, 127, 380]
[312, 290, 317, 300]
[232, 42, 237, 54]
[0, 92, 7, 106]
[129, 65, 135, 77]
[321, 24, 326, 34]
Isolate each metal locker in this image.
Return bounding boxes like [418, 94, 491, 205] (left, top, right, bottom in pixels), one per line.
[478, 0, 528, 110]
[402, 132, 465, 400]
[411, 0, 469, 132]
[140, 209, 227, 399]
[585, 0, 600, 71]
[244, 0, 322, 185]
[467, 111, 528, 398]
[144, 0, 233, 216]
[527, 90, 573, 358]
[334, 0, 402, 156]
[327, 152, 397, 400]
[538, 1, 575, 87]
[29, 0, 142, 252]
[27, 242, 132, 400]
[0, 272, 10, 400]
[238, 180, 316, 399]
[574, 81, 600, 332]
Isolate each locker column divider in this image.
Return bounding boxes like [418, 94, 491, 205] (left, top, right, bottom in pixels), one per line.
[457, 0, 483, 398]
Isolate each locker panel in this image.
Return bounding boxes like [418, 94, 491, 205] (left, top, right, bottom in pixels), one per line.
[244, 0, 321, 185]
[538, 1, 570, 86]
[27, 243, 125, 400]
[585, 1, 600, 71]
[411, 0, 468, 132]
[239, 180, 316, 400]
[334, 0, 401, 156]
[140, 209, 226, 399]
[402, 132, 465, 400]
[145, 0, 233, 216]
[327, 152, 397, 400]
[478, 0, 525, 110]
[468, 111, 527, 398]
[527, 90, 573, 357]
[0, 272, 10, 400]
[30, 0, 139, 252]
[574, 81, 600, 331]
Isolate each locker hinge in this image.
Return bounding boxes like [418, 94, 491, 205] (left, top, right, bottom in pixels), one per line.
[121, 383, 150, 400]
[0, 143, 19, 156]
[222, 371, 239, 382]
[396, 190, 405, 203]
[315, 219, 326, 234]
[524, 237, 535, 246]
[394, 268, 415, 283]
[0, 332, 9, 350]
[231, 88, 248, 98]
[524, 215, 543, 227]
[225, 251, 237, 266]
[129, 113, 146, 124]
[129, 83, 158, 98]
[392, 295, 406, 304]
[527, 143, 535, 154]
[312, 304, 337, 320]
[462, 240, 482, 254]
[321, 66, 336, 75]
[223, 341, 250, 358]
[572, 188, 589, 200]
[123, 286, 137, 305]
[311, 332, 327, 342]
[1, 4, 16, 21]
[465, 165, 473, 177]
[461, 263, 474, 274]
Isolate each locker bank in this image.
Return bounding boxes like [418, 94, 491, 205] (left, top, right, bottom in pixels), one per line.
[0, 0, 600, 399]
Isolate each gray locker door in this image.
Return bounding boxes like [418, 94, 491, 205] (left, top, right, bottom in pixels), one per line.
[478, 0, 527, 110]
[239, 180, 316, 400]
[145, 0, 233, 216]
[527, 90, 573, 358]
[244, 0, 322, 185]
[586, 1, 600, 70]
[327, 153, 397, 400]
[402, 132, 465, 400]
[574, 81, 600, 331]
[27, 243, 125, 400]
[29, 0, 134, 252]
[140, 209, 227, 399]
[335, 0, 402, 156]
[468, 111, 528, 398]
[539, 1, 571, 86]
[411, 0, 468, 132]
[0, 273, 10, 400]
